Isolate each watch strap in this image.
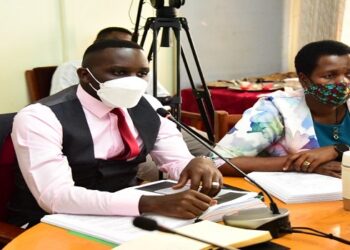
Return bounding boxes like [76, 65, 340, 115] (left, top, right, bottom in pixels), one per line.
[334, 144, 350, 161]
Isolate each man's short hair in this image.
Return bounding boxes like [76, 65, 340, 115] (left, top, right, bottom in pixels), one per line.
[82, 39, 143, 68]
[96, 27, 132, 40]
[295, 40, 350, 76]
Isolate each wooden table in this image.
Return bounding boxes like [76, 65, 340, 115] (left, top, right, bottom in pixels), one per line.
[4, 177, 350, 250]
[228, 178, 350, 250]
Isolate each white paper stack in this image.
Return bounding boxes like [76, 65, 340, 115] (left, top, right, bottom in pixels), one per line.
[247, 172, 342, 203]
[42, 213, 189, 244]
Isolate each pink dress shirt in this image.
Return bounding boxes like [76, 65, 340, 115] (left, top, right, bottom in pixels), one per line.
[11, 85, 194, 217]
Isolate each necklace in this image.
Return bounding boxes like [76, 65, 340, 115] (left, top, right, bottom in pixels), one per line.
[333, 107, 340, 140]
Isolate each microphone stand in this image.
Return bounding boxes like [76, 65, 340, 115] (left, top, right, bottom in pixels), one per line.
[157, 108, 291, 238]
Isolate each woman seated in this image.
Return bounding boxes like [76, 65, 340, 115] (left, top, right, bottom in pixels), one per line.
[215, 40, 350, 178]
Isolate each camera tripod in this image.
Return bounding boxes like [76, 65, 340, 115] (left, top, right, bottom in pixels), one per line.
[137, 6, 216, 143]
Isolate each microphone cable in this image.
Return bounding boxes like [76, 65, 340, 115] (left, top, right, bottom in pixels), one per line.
[280, 226, 350, 245]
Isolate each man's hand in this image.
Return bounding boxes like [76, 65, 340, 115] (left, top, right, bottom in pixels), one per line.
[283, 146, 338, 172]
[172, 157, 223, 197]
[312, 161, 341, 178]
[139, 190, 217, 219]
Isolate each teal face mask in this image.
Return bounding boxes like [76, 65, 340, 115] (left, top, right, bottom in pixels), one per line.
[304, 81, 350, 106]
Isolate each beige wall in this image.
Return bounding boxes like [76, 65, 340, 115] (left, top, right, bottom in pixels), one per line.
[0, 0, 174, 113]
[0, 0, 62, 113]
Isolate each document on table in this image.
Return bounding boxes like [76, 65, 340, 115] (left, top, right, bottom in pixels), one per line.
[246, 172, 342, 203]
[41, 180, 265, 244]
[42, 213, 191, 244]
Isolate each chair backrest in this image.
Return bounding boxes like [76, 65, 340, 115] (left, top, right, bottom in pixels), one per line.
[25, 66, 57, 103]
[181, 110, 242, 143]
[214, 110, 242, 142]
[0, 113, 25, 246]
[0, 113, 16, 221]
[180, 111, 206, 131]
[0, 135, 15, 221]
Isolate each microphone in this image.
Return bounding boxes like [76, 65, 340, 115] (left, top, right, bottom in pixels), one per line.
[133, 216, 238, 250]
[157, 108, 291, 238]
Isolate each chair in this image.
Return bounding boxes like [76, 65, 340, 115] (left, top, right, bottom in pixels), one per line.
[180, 110, 206, 131]
[214, 110, 242, 142]
[25, 66, 57, 103]
[181, 110, 242, 143]
[0, 113, 25, 246]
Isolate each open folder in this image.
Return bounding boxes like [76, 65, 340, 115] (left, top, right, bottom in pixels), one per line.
[41, 180, 265, 244]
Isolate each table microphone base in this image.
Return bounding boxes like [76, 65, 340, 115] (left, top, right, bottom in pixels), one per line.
[223, 207, 290, 238]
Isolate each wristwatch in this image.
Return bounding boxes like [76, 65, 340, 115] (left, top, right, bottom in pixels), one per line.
[334, 144, 350, 161]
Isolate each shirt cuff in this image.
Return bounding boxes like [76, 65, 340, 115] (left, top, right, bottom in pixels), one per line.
[109, 188, 144, 216]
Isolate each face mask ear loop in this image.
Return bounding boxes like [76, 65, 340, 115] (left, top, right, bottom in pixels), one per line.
[85, 68, 102, 92]
[85, 68, 102, 84]
[89, 83, 99, 92]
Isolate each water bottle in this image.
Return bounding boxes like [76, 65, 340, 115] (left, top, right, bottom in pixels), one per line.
[341, 151, 350, 211]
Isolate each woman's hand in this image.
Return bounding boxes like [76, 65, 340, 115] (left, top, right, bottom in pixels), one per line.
[283, 146, 338, 172]
[312, 161, 341, 178]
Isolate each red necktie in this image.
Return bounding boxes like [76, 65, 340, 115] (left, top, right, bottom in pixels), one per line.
[111, 108, 140, 159]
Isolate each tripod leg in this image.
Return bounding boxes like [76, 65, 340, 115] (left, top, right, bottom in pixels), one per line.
[172, 27, 181, 121]
[180, 18, 215, 125]
[140, 17, 154, 48]
[139, 17, 163, 98]
[180, 48, 215, 143]
[173, 19, 215, 143]
[151, 26, 159, 97]
[132, 0, 145, 43]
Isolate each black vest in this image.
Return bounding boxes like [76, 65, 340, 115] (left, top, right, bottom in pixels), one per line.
[8, 86, 160, 226]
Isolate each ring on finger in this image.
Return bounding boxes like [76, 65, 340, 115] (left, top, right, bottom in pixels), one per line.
[211, 181, 220, 188]
[303, 160, 311, 167]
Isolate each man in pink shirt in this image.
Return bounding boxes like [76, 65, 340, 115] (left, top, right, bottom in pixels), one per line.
[9, 39, 222, 227]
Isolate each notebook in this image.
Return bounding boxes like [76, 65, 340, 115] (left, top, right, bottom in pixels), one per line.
[116, 220, 272, 250]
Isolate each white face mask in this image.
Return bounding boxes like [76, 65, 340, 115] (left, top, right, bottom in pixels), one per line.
[86, 68, 148, 108]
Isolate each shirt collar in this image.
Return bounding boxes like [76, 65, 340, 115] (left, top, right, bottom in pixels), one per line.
[77, 84, 113, 118]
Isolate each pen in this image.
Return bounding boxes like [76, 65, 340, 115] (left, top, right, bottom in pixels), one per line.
[194, 182, 220, 222]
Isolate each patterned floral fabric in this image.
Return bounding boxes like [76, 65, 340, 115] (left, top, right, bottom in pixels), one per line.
[304, 81, 350, 106]
[214, 89, 350, 158]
